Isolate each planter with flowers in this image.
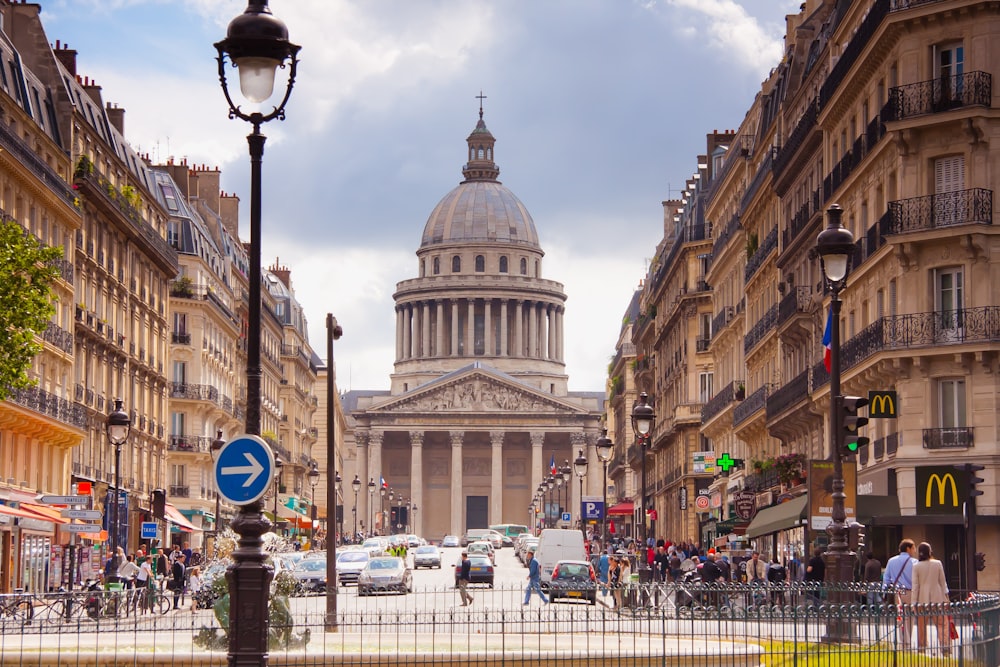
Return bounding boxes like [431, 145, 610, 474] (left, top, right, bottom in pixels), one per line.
[775, 452, 806, 487]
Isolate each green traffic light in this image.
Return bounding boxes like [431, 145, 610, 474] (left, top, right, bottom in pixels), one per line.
[846, 440, 859, 452]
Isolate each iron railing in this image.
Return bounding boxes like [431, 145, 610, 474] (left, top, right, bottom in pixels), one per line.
[772, 98, 818, 178]
[887, 188, 993, 234]
[701, 380, 735, 424]
[887, 71, 992, 121]
[168, 435, 212, 453]
[923, 427, 974, 449]
[744, 227, 778, 283]
[5, 386, 88, 429]
[732, 385, 768, 426]
[777, 286, 812, 325]
[42, 321, 74, 354]
[744, 303, 779, 355]
[766, 369, 810, 421]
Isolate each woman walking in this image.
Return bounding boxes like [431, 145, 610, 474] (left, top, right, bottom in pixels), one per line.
[912, 542, 951, 655]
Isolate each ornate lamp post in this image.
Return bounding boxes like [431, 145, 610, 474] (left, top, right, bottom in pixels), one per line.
[379, 486, 388, 535]
[631, 392, 655, 578]
[816, 204, 857, 640]
[105, 399, 131, 584]
[560, 460, 571, 526]
[210, 430, 227, 553]
[574, 449, 588, 539]
[396, 496, 404, 534]
[351, 475, 361, 539]
[216, 2, 298, 662]
[546, 476, 556, 528]
[411, 504, 418, 534]
[595, 429, 614, 550]
[308, 463, 320, 546]
[272, 457, 284, 534]
[367, 478, 375, 536]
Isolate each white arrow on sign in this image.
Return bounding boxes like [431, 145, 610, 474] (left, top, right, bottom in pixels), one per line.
[62, 523, 101, 534]
[60, 509, 102, 520]
[221, 452, 265, 488]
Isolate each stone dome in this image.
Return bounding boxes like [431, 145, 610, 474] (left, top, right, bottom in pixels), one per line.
[420, 181, 540, 249]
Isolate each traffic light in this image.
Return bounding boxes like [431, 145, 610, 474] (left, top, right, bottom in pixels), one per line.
[975, 552, 986, 572]
[848, 522, 867, 552]
[151, 488, 166, 520]
[966, 463, 986, 499]
[840, 395, 870, 458]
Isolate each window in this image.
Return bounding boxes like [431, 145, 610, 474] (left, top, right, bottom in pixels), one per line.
[876, 289, 884, 318]
[477, 148, 484, 159]
[420, 259, 425, 277]
[171, 412, 185, 435]
[699, 372, 714, 403]
[474, 313, 484, 355]
[433, 257, 440, 275]
[475, 255, 485, 272]
[520, 258, 527, 275]
[935, 42, 964, 104]
[499, 256, 508, 273]
[937, 378, 966, 428]
[172, 361, 186, 383]
[173, 312, 187, 335]
[934, 267, 964, 334]
[452, 256, 461, 273]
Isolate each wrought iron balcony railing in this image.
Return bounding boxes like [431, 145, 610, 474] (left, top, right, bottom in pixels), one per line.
[168, 435, 211, 453]
[169, 485, 191, 498]
[887, 188, 992, 234]
[733, 385, 768, 426]
[887, 71, 992, 121]
[701, 380, 736, 424]
[6, 385, 88, 429]
[765, 368, 810, 421]
[923, 427, 974, 449]
[744, 303, 779, 355]
[171, 332, 192, 345]
[777, 286, 812, 326]
[745, 228, 778, 283]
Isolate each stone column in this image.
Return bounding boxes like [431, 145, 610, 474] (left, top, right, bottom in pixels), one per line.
[450, 431, 464, 536]
[484, 299, 493, 356]
[369, 431, 384, 531]
[528, 301, 537, 359]
[421, 301, 431, 358]
[395, 308, 403, 362]
[435, 300, 444, 357]
[490, 431, 504, 524]
[410, 431, 424, 536]
[355, 432, 369, 534]
[467, 299, 476, 355]
[547, 305, 556, 362]
[586, 429, 600, 497]
[451, 300, 460, 356]
[514, 300, 524, 357]
[540, 304, 549, 360]
[530, 432, 545, 502]
[401, 306, 411, 361]
[500, 300, 509, 356]
[556, 307, 564, 361]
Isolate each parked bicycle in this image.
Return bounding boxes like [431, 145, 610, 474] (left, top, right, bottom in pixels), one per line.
[0, 590, 33, 624]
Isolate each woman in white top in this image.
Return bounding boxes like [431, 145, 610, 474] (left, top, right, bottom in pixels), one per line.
[187, 567, 202, 613]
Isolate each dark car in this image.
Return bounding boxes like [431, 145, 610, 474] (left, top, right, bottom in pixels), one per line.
[454, 555, 494, 587]
[549, 559, 597, 604]
[291, 558, 327, 595]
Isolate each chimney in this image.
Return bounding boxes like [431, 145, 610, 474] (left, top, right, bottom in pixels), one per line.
[105, 103, 124, 135]
[196, 166, 222, 216]
[53, 40, 77, 76]
[219, 192, 241, 240]
[162, 158, 191, 199]
[81, 76, 103, 108]
[269, 259, 291, 288]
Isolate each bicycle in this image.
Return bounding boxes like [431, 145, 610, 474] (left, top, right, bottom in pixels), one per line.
[0, 590, 33, 624]
[129, 584, 171, 615]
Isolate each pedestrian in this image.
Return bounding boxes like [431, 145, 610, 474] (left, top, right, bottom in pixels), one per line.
[767, 557, 787, 605]
[170, 553, 186, 610]
[608, 556, 622, 609]
[912, 542, 951, 655]
[746, 551, 768, 583]
[154, 548, 169, 591]
[863, 551, 883, 605]
[523, 549, 548, 605]
[804, 547, 826, 606]
[136, 555, 154, 613]
[668, 548, 683, 582]
[188, 566, 202, 613]
[457, 551, 474, 606]
[883, 539, 917, 648]
[119, 553, 140, 589]
[597, 550, 610, 597]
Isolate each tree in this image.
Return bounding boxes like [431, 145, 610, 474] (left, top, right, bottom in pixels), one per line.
[0, 217, 61, 400]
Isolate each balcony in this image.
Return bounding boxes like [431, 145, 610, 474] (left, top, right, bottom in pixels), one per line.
[43, 321, 74, 354]
[744, 228, 778, 283]
[168, 435, 211, 453]
[819, 0, 889, 110]
[887, 189, 992, 234]
[0, 118, 78, 209]
[170, 382, 220, 403]
[923, 427, 974, 450]
[733, 385, 768, 427]
[711, 215, 741, 264]
[782, 190, 821, 252]
[701, 381, 736, 424]
[169, 485, 191, 498]
[766, 369, 810, 421]
[171, 332, 192, 345]
[744, 303, 779, 355]
[772, 99, 818, 178]
[6, 386, 88, 429]
[886, 72, 992, 121]
[711, 307, 734, 341]
[696, 337, 710, 353]
[777, 286, 812, 326]
[744, 468, 780, 493]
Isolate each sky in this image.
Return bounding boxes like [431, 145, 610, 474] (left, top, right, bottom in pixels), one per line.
[38, 0, 799, 393]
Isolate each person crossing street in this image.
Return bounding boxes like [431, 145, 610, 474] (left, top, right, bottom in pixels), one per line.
[523, 550, 548, 605]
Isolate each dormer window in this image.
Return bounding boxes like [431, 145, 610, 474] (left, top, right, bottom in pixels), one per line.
[477, 147, 485, 159]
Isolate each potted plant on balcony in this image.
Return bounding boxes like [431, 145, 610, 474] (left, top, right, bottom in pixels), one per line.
[735, 382, 746, 401]
[775, 452, 806, 487]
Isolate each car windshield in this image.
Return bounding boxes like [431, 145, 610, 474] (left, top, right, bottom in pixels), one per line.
[415, 546, 437, 554]
[362, 539, 381, 547]
[369, 558, 400, 570]
[338, 552, 369, 563]
[295, 560, 326, 572]
[556, 563, 590, 578]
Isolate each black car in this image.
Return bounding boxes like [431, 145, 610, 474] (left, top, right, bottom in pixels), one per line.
[454, 555, 494, 587]
[549, 560, 597, 604]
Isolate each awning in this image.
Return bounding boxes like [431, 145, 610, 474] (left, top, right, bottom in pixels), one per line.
[164, 503, 201, 532]
[0, 504, 48, 521]
[19, 503, 70, 524]
[607, 501, 635, 516]
[745, 495, 808, 538]
[857, 495, 900, 523]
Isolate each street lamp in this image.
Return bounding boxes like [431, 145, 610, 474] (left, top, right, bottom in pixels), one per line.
[411, 504, 418, 534]
[595, 429, 614, 550]
[216, 2, 298, 660]
[273, 457, 284, 534]
[367, 478, 375, 537]
[105, 398, 131, 584]
[308, 463, 320, 546]
[546, 476, 556, 528]
[351, 475, 361, 539]
[210, 430, 227, 554]
[631, 392, 654, 577]
[816, 204, 856, 639]
[574, 449, 588, 539]
[325, 313, 342, 632]
[380, 486, 388, 535]
[560, 460, 571, 526]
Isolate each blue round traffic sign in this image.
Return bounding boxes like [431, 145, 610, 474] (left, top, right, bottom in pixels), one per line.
[213, 434, 276, 505]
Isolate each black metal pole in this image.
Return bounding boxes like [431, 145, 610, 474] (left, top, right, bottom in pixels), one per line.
[353, 492, 358, 538]
[325, 313, 340, 630]
[227, 123, 274, 667]
[579, 476, 585, 539]
[640, 436, 647, 559]
[602, 461, 609, 549]
[110, 442, 121, 583]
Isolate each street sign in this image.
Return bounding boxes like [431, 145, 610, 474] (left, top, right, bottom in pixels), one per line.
[39, 495, 90, 505]
[561, 512, 571, 522]
[582, 500, 603, 520]
[141, 522, 158, 540]
[62, 523, 101, 534]
[214, 434, 276, 505]
[60, 509, 102, 520]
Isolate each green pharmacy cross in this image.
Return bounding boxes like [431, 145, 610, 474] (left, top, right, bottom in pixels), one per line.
[717, 453, 737, 472]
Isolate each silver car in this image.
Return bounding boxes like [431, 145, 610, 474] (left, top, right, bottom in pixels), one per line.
[412, 545, 442, 569]
[337, 550, 370, 586]
[357, 556, 413, 595]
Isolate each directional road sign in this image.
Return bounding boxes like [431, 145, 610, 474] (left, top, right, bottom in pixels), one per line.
[141, 522, 158, 540]
[40, 495, 90, 505]
[63, 523, 101, 534]
[214, 434, 276, 505]
[60, 509, 102, 520]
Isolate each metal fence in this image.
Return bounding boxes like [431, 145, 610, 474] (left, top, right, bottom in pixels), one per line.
[0, 583, 997, 666]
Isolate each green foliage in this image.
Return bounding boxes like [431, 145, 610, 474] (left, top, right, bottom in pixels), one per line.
[0, 218, 61, 400]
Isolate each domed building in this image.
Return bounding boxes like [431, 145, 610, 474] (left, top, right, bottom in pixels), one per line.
[347, 109, 603, 539]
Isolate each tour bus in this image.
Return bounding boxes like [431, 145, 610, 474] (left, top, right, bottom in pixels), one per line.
[489, 523, 529, 540]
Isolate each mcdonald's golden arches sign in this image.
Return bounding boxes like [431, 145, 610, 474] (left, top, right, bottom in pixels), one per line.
[868, 390, 897, 419]
[915, 466, 967, 515]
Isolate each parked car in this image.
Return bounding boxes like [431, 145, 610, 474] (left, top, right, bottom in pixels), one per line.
[357, 556, 412, 595]
[533, 529, 587, 584]
[549, 559, 597, 605]
[361, 537, 387, 556]
[337, 550, 371, 586]
[406, 534, 423, 548]
[454, 554, 494, 587]
[460, 529, 493, 547]
[442, 535, 461, 548]
[291, 557, 328, 595]
[483, 530, 505, 550]
[413, 545, 442, 569]
[517, 537, 539, 563]
[466, 541, 495, 564]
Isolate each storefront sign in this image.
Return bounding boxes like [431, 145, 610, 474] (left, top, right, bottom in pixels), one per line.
[915, 466, 967, 515]
[733, 491, 757, 521]
[710, 492, 722, 509]
[679, 486, 688, 511]
[808, 459, 856, 530]
[693, 452, 716, 474]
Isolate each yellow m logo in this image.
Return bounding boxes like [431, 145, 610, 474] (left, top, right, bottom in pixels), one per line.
[925, 473, 959, 508]
[870, 393, 895, 417]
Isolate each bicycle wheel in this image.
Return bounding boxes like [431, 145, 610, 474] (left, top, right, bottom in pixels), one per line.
[12, 599, 33, 623]
[154, 594, 171, 615]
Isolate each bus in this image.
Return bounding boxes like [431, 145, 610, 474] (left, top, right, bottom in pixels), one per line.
[489, 523, 529, 539]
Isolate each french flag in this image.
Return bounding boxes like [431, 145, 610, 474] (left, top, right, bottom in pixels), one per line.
[822, 306, 832, 373]
[380, 475, 388, 489]
[549, 455, 557, 475]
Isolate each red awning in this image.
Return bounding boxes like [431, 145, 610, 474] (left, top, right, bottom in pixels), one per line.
[607, 501, 635, 516]
[0, 504, 48, 520]
[164, 504, 201, 533]
[19, 503, 70, 524]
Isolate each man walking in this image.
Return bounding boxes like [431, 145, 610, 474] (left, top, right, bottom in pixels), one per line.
[523, 550, 549, 605]
[883, 539, 917, 647]
[170, 553, 186, 610]
[457, 551, 474, 606]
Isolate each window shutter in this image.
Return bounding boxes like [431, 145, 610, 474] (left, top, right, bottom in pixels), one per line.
[934, 156, 965, 193]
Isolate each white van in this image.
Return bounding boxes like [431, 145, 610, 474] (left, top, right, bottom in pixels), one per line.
[532, 529, 586, 584]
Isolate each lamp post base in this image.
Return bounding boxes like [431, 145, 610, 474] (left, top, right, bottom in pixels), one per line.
[226, 501, 273, 667]
[821, 548, 858, 643]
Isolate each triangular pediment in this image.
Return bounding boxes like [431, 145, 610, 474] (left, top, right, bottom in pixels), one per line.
[365, 367, 586, 416]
